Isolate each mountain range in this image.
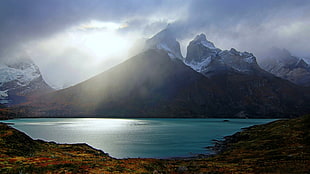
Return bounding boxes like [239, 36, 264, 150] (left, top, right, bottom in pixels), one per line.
[14, 29, 310, 118]
[185, 34, 264, 77]
[0, 58, 53, 106]
[258, 48, 310, 87]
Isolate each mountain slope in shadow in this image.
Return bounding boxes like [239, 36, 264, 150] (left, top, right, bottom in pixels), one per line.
[19, 49, 310, 118]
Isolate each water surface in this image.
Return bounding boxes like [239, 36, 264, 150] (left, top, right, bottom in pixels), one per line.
[3, 118, 276, 158]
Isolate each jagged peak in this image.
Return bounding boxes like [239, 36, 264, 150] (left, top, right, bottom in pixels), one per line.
[225, 48, 254, 58]
[191, 33, 217, 49]
[186, 35, 260, 75]
[295, 58, 309, 68]
[193, 33, 207, 42]
[229, 48, 238, 54]
[144, 28, 183, 60]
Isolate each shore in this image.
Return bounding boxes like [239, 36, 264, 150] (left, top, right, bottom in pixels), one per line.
[1, 115, 309, 173]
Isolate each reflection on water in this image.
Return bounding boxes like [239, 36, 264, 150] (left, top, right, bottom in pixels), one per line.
[3, 118, 276, 158]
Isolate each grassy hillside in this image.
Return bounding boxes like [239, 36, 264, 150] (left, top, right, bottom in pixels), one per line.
[0, 115, 309, 173]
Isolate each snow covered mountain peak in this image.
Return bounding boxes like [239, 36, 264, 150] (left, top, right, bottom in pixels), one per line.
[258, 48, 310, 86]
[192, 33, 216, 49]
[0, 58, 41, 87]
[185, 34, 221, 70]
[144, 28, 183, 60]
[0, 57, 52, 105]
[185, 34, 261, 76]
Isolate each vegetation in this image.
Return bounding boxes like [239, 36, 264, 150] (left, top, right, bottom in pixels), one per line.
[0, 105, 16, 120]
[0, 115, 309, 173]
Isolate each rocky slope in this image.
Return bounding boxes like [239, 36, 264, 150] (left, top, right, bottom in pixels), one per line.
[185, 34, 263, 77]
[258, 48, 310, 86]
[0, 58, 53, 105]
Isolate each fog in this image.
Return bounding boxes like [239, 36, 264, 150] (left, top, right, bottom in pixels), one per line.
[1, 0, 309, 88]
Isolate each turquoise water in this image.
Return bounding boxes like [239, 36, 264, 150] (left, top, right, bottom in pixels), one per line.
[3, 118, 276, 158]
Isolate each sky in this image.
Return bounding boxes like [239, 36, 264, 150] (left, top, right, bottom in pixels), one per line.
[1, 0, 310, 89]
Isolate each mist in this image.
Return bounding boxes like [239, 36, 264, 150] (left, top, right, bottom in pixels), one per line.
[1, 0, 309, 88]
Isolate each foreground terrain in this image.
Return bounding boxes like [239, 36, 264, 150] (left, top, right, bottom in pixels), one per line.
[0, 115, 309, 173]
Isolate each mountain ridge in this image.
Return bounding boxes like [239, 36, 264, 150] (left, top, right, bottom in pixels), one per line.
[258, 47, 310, 87]
[185, 33, 265, 77]
[0, 57, 53, 105]
[10, 29, 310, 118]
[17, 48, 310, 118]
[144, 28, 183, 60]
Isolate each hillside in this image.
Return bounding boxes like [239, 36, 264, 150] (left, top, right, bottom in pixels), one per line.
[1, 115, 309, 173]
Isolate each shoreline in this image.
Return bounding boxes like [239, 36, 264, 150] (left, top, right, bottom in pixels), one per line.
[1, 115, 309, 173]
[1, 116, 283, 120]
[0, 122, 219, 160]
[0, 118, 278, 159]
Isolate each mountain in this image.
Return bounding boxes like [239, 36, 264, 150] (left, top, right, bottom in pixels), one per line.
[185, 34, 263, 77]
[258, 48, 310, 87]
[19, 49, 222, 117]
[0, 58, 53, 105]
[182, 34, 310, 117]
[304, 57, 310, 64]
[15, 30, 310, 118]
[144, 28, 183, 60]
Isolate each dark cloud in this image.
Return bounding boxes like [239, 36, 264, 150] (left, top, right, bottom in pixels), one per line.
[171, 0, 310, 57]
[0, 0, 174, 57]
[1, 0, 309, 53]
[1, 0, 309, 87]
[183, 0, 309, 30]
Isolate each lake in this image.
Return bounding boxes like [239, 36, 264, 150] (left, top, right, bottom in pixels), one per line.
[2, 118, 276, 158]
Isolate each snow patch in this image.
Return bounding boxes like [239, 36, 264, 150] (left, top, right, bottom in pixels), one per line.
[145, 29, 183, 60]
[0, 90, 8, 98]
[186, 56, 212, 72]
[193, 34, 217, 49]
[156, 43, 179, 59]
[0, 90, 9, 104]
[157, 43, 172, 53]
[167, 53, 176, 59]
[0, 62, 40, 87]
[244, 56, 255, 64]
[200, 40, 216, 49]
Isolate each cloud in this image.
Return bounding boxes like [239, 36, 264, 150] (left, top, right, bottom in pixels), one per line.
[1, 0, 309, 55]
[0, 0, 310, 87]
[0, 0, 177, 56]
[172, 0, 310, 57]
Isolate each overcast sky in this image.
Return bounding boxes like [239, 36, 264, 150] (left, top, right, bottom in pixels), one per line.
[1, 0, 310, 88]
